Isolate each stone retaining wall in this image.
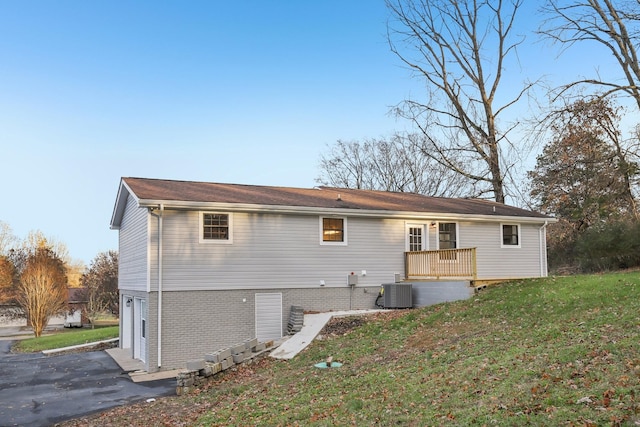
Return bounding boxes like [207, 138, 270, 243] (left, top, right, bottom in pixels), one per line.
[176, 338, 273, 395]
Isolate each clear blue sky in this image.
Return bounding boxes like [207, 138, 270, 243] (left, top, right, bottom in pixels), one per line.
[0, 1, 629, 264]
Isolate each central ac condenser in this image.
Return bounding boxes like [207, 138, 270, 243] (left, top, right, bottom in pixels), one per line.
[382, 283, 413, 309]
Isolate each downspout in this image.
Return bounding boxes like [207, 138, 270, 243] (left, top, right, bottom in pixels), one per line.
[157, 203, 164, 368]
[539, 221, 548, 277]
[349, 284, 353, 310]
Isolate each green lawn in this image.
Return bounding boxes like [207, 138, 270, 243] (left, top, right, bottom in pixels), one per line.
[194, 272, 640, 426]
[59, 272, 640, 426]
[13, 325, 119, 353]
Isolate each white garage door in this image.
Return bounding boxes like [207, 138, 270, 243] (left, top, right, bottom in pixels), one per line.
[255, 293, 282, 342]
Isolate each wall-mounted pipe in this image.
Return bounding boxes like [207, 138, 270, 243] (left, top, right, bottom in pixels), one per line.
[157, 203, 164, 368]
[539, 221, 548, 277]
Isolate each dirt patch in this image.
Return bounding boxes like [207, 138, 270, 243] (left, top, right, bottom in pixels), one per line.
[319, 310, 412, 338]
[320, 316, 368, 337]
[58, 356, 277, 427]
[57, 394, 205, 427]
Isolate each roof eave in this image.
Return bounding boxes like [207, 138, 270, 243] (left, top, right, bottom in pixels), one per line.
[134, 199, 555, 223]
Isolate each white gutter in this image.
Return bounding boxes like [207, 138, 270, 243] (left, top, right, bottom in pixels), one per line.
[157, 203, 164, 368]
[539, 221, 549, 277]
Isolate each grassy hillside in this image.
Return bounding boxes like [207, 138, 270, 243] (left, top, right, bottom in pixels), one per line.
[65, 273, 640, 426]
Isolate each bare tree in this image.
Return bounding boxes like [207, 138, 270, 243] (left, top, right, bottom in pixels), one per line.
[318, 140, 370, 190]
[79, 251, 119, 327]
[21, 230, 70, 265]
[0, 221, 17, 256]
[16, 247, 68, 337]
[386, 0, 534, 203]
[317, 134, 471, 197]
[540, 0, 640, 110]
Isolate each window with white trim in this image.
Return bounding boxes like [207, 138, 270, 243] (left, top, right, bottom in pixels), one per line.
[199, 212, 233, 244]
[501, 223, 520, 248]
[438, 222, 457, 249]
[320, 217, 347, 245]
[438, 222, 458, 261]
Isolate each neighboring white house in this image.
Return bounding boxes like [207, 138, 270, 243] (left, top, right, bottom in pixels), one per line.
[110, 177, 554, 372]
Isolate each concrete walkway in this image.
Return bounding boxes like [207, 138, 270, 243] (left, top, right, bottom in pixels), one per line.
[106, 347, 183, 383]
[42, 338, 119, 355]
[270, 309, 381, 360]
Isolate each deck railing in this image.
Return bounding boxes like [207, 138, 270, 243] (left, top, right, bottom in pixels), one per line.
[404, 248, 477, 280]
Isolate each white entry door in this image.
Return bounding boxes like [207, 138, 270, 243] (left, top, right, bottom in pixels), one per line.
[406, 223, 429, 251]
[255, 293, 282, 342]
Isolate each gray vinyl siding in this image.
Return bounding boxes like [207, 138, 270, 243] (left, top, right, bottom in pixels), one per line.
[144, 209, 548, 293]
[118, 195, 148, 292]
[419, 220, 544, 279]
[458, 222, 543, 279]
[149, 211, 405, 291]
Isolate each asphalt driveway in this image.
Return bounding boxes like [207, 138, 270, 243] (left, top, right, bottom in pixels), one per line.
[0, 340, 175, 427]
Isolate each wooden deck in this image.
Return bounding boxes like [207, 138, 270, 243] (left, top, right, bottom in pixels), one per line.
[404, 248, 477, 280]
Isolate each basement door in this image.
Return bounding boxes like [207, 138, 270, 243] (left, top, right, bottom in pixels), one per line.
[255, 293, 282, 342]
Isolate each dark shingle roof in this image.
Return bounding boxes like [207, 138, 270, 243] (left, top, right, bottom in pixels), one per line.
[120, 177, 549, 219]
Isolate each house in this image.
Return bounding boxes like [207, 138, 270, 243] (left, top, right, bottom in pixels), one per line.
[110, 177, 554, 372]
[0, 288, 88, 329]
[64, 287, 88, 328]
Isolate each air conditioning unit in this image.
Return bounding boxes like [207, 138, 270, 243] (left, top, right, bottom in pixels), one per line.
[382, 283, 413, 309]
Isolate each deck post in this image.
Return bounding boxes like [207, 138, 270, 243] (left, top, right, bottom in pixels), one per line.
[471, 247, 478, 280]
[404, 252, 409, 280]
